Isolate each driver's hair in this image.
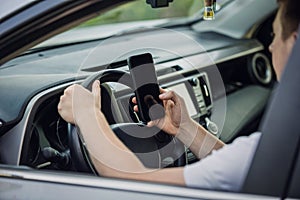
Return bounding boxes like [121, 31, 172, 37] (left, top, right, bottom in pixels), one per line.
[277, 0, 300, 40]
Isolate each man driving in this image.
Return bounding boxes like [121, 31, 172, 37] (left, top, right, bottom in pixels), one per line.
[57, 0, 299, 191]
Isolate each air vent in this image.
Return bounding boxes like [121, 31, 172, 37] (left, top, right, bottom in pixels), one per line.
[248, 53, 273, 85]
[156, 65, 182, 76]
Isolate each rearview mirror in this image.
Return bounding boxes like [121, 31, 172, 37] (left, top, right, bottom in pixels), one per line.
[146, 0, 173, 8]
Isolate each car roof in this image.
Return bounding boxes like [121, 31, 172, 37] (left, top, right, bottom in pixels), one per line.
[0, 0, 35, 20]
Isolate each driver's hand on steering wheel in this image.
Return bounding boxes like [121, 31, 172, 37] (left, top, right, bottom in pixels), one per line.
[58, 80, 101, 125]
[132, 88, 193, 136]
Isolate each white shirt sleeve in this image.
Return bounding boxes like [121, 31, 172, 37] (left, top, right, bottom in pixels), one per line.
[184, 132, 261, 192]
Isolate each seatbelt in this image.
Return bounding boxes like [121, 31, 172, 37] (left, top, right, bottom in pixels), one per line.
[242, 29, 300, 198]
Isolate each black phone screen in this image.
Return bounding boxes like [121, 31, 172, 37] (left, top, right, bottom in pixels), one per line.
[128, 53, 165, 122]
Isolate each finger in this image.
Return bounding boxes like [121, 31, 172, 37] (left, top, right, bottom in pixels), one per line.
[159, 88, 168, 94]
[133, 105, 138, 112]
[163, 99, 168, 108]
[59, 94, 64, 103]
[92, 80, 101, 108]
[64, 84, 74, 95]
[132, 97, 137, 104]
[159, 90, 178, 103]
[148, 118, 165, 130]
[57, 100, 62, 113]
[147, 120, 155, 127]
[166, 99, 175, 108]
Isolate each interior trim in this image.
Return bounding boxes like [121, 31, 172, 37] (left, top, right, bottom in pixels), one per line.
[0, 167, 276, 200]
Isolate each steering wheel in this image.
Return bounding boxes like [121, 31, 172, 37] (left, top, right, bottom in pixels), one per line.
[68, 69, 186, 174]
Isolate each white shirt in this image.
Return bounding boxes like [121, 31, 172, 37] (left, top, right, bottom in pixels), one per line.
[184, 132, 261, 191]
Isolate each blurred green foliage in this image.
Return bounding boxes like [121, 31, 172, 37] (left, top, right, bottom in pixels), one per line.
[80, 0, 203, 27]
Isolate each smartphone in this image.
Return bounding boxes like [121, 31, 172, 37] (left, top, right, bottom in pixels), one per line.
[128, 53, 165, 122]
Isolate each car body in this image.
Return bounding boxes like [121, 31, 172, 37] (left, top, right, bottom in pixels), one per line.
[0, 0, 299, 199]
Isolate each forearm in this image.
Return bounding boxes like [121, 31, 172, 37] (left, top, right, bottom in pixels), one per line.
[77, 110, 147, 174]
[76, 109, 185, 186]
[176, 119, 224, 159]
[90, 154, 185, 186]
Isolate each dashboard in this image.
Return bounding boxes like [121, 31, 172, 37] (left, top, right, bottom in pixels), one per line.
[0, 26, 273, 173]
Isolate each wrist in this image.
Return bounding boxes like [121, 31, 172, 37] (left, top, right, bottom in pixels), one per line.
[176, 119, 199, 145]
[75, 107, 102, 127]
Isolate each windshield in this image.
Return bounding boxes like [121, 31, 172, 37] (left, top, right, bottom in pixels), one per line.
[33, 0, 206, 49]
[81, 0, 204, 27]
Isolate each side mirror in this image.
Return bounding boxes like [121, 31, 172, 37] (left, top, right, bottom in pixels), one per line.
[146, 0, 173, 8]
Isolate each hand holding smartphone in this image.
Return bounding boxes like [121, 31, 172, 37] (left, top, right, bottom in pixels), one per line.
[128, 53, 165, 122]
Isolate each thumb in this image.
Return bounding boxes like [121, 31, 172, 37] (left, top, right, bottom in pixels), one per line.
[92, 80, 101, 109]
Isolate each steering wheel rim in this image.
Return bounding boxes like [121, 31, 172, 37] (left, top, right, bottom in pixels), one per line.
[68, 69, 186, 174]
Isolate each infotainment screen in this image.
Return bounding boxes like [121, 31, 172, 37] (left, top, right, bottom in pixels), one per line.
[167, 83, 198, 117]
